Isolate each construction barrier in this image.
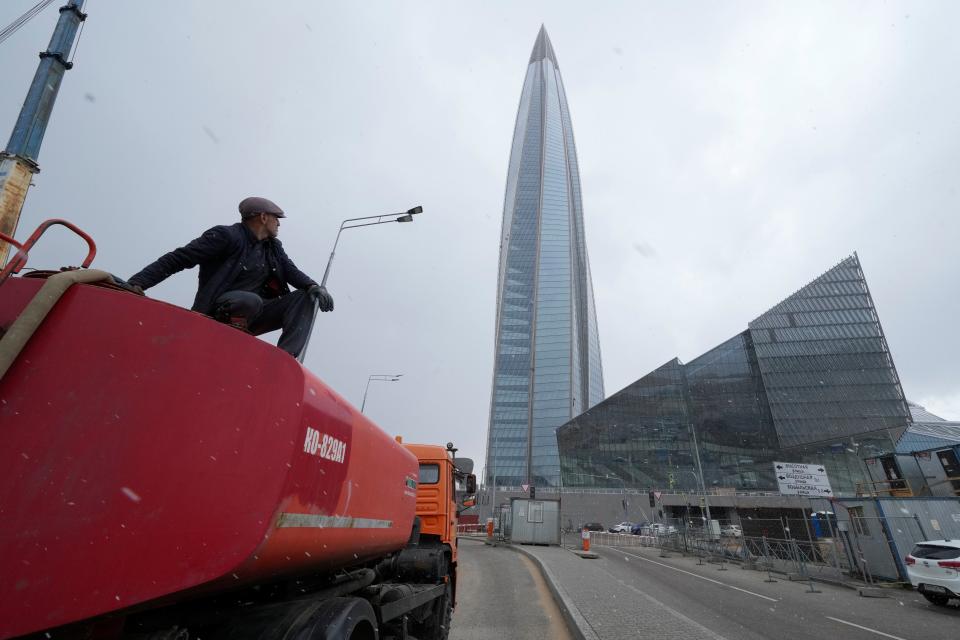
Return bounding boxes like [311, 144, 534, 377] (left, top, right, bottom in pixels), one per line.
[456, 523, 486, 536]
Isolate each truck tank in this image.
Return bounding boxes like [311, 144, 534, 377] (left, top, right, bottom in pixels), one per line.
[0, 275, 419, 639]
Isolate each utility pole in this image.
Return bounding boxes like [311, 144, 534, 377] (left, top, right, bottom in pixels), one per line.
[490, 471, 497, 527]
[688, 422, 713, 525]
[0, 1, 87, 264]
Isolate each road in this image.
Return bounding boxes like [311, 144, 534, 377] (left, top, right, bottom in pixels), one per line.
[449, 539, 572, 640]
[583, 544, 960, 640]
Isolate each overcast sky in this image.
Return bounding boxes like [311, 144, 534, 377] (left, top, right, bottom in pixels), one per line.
[3, 1, 958, 473]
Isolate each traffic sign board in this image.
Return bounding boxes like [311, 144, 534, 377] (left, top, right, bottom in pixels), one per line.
[653, 491, 662, 501]
[773, 461, 834, 496]
[521, 483, 530, 492]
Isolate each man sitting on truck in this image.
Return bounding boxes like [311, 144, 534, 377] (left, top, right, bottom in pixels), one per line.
[127, 196, 334, 359]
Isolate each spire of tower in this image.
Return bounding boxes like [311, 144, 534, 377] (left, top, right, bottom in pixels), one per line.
[529, 24, 558, 67]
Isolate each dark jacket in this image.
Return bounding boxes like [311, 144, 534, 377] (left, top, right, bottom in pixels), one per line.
[128, 223, 316, 315]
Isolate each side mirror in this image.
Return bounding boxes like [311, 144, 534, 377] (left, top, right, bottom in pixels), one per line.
[466, 474, 477, 494]
[454, 457, 475, 475]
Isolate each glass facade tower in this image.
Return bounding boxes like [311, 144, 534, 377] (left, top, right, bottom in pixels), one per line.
[485, 27, 604, 488]
[557, 254, 912, 496]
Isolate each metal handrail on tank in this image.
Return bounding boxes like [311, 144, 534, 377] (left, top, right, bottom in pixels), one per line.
[0, 218, 97, 286]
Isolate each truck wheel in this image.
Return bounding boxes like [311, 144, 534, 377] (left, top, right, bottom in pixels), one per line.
[922, 592, 950, 607]
[284, 597, 378, 640]
[211, 597, 378, 640]
[413, 583, 451, 640]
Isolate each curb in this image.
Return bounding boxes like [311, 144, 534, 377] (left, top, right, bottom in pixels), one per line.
[502, 543, 601, 640]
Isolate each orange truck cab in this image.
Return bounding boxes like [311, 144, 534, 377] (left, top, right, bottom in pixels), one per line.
[400, 440, 477, 611]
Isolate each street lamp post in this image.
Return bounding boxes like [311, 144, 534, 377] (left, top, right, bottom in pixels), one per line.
[681, 468, 713, 527]
[687, 421, 713, 525]
[609, 473, 629, 523]
[297, 206, 423, 364]
[360, 374, 402, 413]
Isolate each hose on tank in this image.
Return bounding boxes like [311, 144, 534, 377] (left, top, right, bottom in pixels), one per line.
[0, 269, 113, 380]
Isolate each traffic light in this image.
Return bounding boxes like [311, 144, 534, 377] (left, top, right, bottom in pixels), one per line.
[530, 485, 536, 499]
[648, 491, 656, 508]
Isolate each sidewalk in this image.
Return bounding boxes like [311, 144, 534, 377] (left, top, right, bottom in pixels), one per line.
[509, 541, 952, 640]
[513, 544, 728, 640]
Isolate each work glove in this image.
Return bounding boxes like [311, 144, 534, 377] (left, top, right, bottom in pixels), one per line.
[308, 284, 334, 312]
[113, 274, 145, 296]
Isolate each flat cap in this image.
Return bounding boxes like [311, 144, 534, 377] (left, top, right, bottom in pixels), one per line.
[239, 196, 286, 219]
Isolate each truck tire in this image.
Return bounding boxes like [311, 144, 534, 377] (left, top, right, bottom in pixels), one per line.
[412, 582, 451, 640]
[211, 597, 378, 640]
[279, 597, 378, 640]
[921, 592, 950, 607]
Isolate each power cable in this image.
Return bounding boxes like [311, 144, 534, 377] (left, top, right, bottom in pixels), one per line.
[67, 1, 86, 63]
[0, 0, 58, 48]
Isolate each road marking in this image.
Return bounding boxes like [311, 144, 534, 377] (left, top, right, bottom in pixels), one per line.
[616, 548, 779, 602]
[825, 616, 908, 640]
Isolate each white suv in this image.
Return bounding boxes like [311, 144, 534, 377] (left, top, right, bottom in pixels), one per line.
[905, 539, 960, 606]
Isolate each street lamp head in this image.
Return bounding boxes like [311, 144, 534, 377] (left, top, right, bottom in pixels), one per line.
[407, 206, 423, 215]
[396, 214, 413, 223]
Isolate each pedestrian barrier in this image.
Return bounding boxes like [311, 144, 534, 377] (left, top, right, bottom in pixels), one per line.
[540, 497, 958, 583]
[583, 528, 853, 584]
[456, 523, 486, 536]
[582, 532, 647, 547]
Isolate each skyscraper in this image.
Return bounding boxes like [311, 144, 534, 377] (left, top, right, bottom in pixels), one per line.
[485, 26, 604, 488]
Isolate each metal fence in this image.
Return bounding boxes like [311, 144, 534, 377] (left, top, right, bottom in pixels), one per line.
[456, 523, 485, 536]
[580, 526, 854, 584]
[831, 513, 928, 582]
[579, 519, 924, 585]
[553, 497, 960, 584]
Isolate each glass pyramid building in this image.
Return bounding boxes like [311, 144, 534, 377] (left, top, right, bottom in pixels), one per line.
[557, 254, 912, 495]
[485, 26, 605, 488]
[748, 255, 910, 448]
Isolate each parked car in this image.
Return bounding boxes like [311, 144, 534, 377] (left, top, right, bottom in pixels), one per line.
[609, 522, 633, 533]
[905, 539, 960, 606]
[630, 522, 650, 535]
[720, 524, 742, 538]
[582, 522, 605, 532]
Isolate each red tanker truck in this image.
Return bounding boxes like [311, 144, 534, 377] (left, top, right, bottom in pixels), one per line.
[0, 220, 475, 639]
